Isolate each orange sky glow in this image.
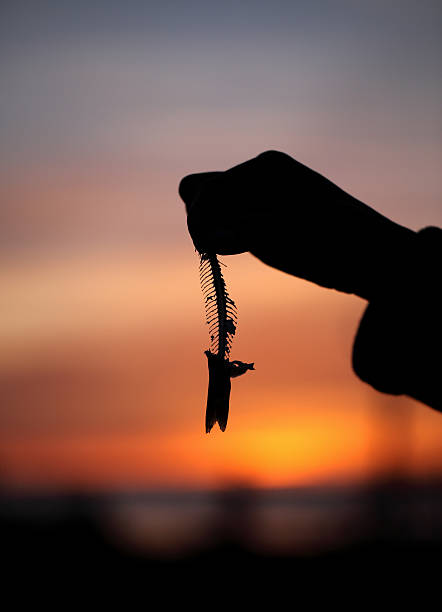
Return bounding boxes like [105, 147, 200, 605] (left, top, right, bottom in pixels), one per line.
[1, 2, 441, 493]
[1, 250, 441, 491]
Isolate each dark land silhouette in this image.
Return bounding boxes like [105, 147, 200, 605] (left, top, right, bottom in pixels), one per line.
[179, 150, 442, 413]
[1, 480, 441, 588]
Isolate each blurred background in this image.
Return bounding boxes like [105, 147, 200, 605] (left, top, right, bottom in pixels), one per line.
[1, 0, 441, 580]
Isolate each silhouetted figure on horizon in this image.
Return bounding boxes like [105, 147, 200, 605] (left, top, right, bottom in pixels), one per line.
[179, 151, 441, 413]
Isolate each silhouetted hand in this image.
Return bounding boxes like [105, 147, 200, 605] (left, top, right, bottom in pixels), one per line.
[179, 151, 417, 300]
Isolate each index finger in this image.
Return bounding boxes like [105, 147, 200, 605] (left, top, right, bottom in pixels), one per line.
[178, 171, 222, 214]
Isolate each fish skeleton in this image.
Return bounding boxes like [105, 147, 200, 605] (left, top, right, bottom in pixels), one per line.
[199, 252, 254, 433]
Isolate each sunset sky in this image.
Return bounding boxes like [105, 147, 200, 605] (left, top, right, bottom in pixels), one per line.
[1, 0, 441, 492]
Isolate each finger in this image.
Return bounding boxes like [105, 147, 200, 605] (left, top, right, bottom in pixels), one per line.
[187, 209, 246, 255]
[184, 154, 282, 254]
[178, 171, 222, 213]
[184, 172, 248, 254]
[181, 151, 297, 254]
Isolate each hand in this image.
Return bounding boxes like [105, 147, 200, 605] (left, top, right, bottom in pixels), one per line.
[179, 151, 417, 300]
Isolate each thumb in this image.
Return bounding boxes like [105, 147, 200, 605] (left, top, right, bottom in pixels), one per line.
[178, 171, 222, 214]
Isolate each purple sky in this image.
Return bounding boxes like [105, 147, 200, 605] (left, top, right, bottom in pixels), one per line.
[1, 0, 441, 254]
